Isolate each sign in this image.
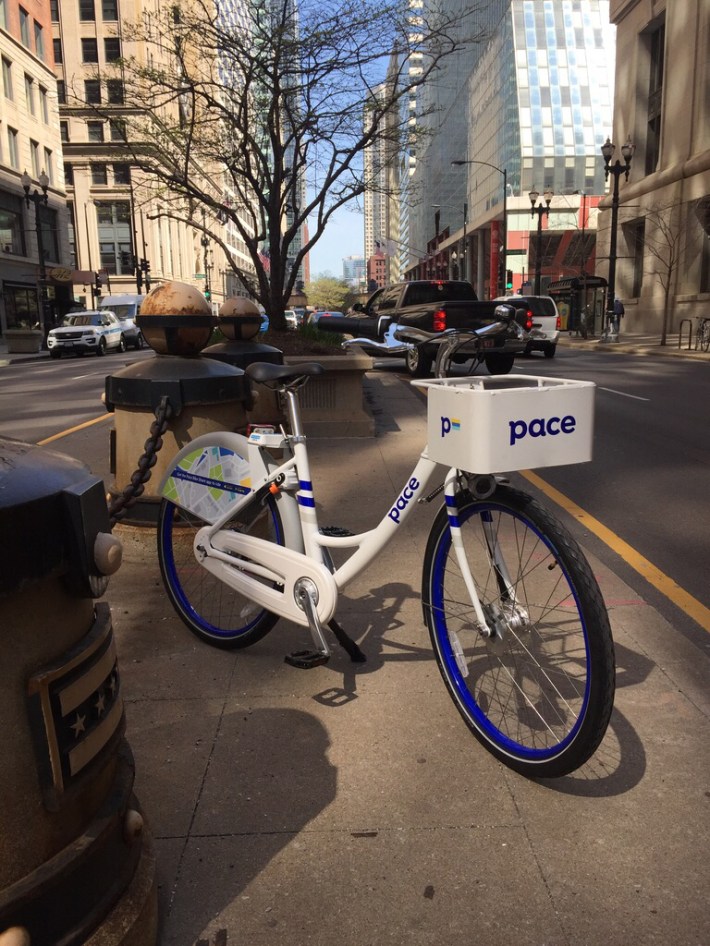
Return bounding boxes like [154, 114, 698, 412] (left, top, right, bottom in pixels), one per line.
[194, 273, 205, 279]
[48, 267, 73, 283]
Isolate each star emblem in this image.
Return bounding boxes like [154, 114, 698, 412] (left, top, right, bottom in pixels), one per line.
[71, 714, 86, 738]
[95, 690, 106, 716]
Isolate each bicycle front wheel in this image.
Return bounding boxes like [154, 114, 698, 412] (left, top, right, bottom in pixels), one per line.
[158, 496, 284, 649]
[700, 320, 710, 352]
[422, 485, 615, 778]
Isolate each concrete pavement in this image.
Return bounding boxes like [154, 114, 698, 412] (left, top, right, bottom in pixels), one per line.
[103, 369, 709, 946]
[2, 332, 709, 943]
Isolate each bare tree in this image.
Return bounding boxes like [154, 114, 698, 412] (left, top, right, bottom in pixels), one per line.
[637, 200, 685, 346]
[97, 0, 487, 330]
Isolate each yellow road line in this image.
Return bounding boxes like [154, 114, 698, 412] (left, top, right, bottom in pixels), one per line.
[37, 413, 111, 446]
[522, 469, 710, 633]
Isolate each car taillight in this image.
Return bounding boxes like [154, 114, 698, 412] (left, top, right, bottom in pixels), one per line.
[525, 309, 534, 331]
[556, 315, 561, 330]
[433, 309, 447, 332]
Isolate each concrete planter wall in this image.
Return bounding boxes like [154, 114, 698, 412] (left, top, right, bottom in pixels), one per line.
[284, 352, 374, 437]
[4, 329, 44, 353]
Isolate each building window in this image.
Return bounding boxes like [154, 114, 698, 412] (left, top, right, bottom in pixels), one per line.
[30, 139, 40, 177]
[79, 0, 95, 21]
[2, 58, 13, 101]
[7, 127, 18, 168]
[88, 120, 104, 141]
[109, 118, 126, 141]
[113, 163, 131, 184]
[19, 7, 30, 46]
[64, 162, 74, 185]
[34, 21, 44, 58]
[630, 219, 645, 297]
[44, 149, 53, 183]
[57, 79, 66, 104]
[645, 19, 665, 175]
[106, 79, 124, 104]
[96, 200, 131, 274]
[104, 37, 121, 61]
[82, 38, 98, 62]
[102, 0, 118, 20]
[85, 79, 101, 104]
[60, 121, 69, 143]
[53, 37, 62, 62]
[67, 202, 76, 267]
[39, 85, 48, 122]
[0, 0, 6, 30]
[92, 163, 108, 185]
[25, 74, 35, 114]
[0, 199, 26, 256]
[50, 0, 59, 21]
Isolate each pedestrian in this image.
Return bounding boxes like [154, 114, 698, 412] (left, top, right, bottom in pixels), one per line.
[612, 297, 625, 337]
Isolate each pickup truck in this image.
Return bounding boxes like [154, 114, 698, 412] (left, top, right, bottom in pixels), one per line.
[346, 280, 526, 376]
[494, 294, 561, 358]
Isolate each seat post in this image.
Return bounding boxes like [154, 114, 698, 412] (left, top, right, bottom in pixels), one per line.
[283, 387, 305, 438]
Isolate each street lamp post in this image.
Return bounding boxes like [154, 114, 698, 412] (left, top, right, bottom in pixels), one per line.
[601, 136, 635, 334]
[451, 160, 507, 296]
[201, 209, 212, 303]
[21, 169, 50, 332]
[529, 188, 553, 295]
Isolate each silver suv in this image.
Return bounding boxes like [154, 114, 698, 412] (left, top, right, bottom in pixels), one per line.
[495, 295, 561, 358]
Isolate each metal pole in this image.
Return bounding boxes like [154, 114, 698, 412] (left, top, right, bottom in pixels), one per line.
[501, 169, 507, 296]
[607, 171, 620, 329]
[534, 209, 543, 295]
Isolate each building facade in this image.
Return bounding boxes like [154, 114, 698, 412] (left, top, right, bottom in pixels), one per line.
[0, 0, 68, 336]
[598, 0, 710, 334]
[405, 0, 615, 307]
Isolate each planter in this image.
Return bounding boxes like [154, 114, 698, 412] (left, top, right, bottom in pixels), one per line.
[4, 329, 44, 353]
[284, 352, 375, 437]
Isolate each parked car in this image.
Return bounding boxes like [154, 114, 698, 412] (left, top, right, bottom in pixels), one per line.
[494, 295, 561, 358]
[284, 309, 298, 329]
[47, 310, 126, 358]
[98, 294, 146, 349]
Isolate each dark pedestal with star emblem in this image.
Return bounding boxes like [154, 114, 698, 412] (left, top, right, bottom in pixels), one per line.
[0, 438, 157, 945]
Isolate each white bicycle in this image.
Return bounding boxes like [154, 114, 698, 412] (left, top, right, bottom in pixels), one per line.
[156, 358, 615, 778]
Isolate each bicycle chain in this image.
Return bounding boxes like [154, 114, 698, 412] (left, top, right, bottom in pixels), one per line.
[108, 395, 174, 526]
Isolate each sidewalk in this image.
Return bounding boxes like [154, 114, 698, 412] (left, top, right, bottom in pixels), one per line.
[106, 370, 709, 946]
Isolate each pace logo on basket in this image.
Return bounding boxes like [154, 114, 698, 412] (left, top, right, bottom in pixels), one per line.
[440, 416, 461, 437]
[508, 414, 577, 446]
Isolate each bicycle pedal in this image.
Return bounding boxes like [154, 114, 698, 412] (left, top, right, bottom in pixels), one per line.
[319, 525, 355, 537]
[285, 650, 331, 669]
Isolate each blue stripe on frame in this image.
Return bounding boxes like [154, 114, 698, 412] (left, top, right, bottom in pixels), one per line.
[298, 496, 316, 508]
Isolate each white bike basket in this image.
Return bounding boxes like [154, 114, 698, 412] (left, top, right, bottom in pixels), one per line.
[413, 375, 595, 474]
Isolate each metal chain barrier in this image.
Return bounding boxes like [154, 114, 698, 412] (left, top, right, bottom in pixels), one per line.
[108, 395, 174, 526]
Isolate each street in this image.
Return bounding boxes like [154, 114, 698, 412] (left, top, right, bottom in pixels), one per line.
[0, 345, 708, 648]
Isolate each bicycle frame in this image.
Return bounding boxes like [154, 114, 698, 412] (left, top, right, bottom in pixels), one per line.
[194, 386, 492, 637]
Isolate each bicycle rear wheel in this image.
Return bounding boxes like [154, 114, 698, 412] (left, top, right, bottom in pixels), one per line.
[158, 495, 284, 649]
[422, 485, 615, 778]
[700, 319, 710, 352]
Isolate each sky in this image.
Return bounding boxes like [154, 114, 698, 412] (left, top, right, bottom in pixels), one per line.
[308, 206, 365, 281]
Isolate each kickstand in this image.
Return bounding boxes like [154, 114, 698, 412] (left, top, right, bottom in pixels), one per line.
[328, 618, 367, 663]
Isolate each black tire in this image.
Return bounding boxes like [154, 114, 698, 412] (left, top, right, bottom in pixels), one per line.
[405, 346, 433, 377]
[50, 351, 61, 360]
[158, 496, 284, 649]
[134, 332, 144, 350]
[422, 485, 615, 778]
[117, 334, 126, 353]
[484, 353, 515, 375]
[544, 344, 557, 359]
[96, 337, 106, 356]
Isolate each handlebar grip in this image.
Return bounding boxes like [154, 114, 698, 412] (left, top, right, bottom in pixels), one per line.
[317, 315, 383, 338]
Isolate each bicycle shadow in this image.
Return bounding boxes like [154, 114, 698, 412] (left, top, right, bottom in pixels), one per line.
[315, 584, 654, 798]
[311, 580, 429, 708]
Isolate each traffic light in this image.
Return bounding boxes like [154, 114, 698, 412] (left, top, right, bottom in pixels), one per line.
[94, 272, 102, 296]
[204, 288, 211, 301]
[120, 251, 134, 274]
[506, 269, 514, 290]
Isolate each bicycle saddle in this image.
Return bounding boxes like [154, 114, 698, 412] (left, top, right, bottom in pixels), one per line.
[245, 362, 325, 384]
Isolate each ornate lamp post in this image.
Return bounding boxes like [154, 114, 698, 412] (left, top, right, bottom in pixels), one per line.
[529, 188, 553, 295]
[451, 160, 507, 295]
[601, 136, 635, 333]
[21, 169, 50, 331]
[201, 209, 212, 303]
